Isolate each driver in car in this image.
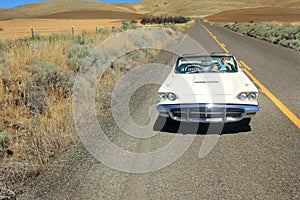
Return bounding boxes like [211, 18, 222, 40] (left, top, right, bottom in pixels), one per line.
[212, 57, 232, 71]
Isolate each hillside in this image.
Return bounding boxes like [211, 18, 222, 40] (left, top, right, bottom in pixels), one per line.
[136, 0, 300, 17]
[38, 10, 145, 19]
[0, 1, 139, 20]
[0, 0, 299, 20]
[206, 7, 300, 22]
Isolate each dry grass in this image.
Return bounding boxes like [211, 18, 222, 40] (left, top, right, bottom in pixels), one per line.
[0, 20, 171, 163]
[0, 19, 123, 40]
[0, 20, 174, 197]
[0, 161, 40, 197]
[0, 31, 111, 197]
[176, 20, 196, 33]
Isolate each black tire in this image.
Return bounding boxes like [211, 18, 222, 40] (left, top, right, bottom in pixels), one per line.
[240, 118, 251, 126]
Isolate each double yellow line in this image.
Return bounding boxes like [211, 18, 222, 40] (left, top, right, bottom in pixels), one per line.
[201, 24, 300, 129]
[202, 25, 229, 54]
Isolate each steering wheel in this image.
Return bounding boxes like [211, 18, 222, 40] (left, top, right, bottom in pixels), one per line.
[226, 63, 234, 72]
[185, 65, 204, 73]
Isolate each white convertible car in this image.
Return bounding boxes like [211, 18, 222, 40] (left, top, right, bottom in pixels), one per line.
[157, 53, 259, 124]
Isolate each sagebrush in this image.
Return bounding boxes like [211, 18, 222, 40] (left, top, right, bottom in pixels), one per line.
[224, 23, 300, 51]
[0, 20, 183, 198]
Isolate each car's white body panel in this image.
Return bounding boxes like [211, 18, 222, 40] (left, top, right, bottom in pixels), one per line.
[158, 67, 258, 105]
[157, 54, 260, 123]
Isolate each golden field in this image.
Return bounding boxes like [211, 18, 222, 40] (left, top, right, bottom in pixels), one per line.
[0, 19, 123, 40]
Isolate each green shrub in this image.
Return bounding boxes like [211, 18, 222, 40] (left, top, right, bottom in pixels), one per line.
[0, 51, 5, 64]
[278, 39, 290, 47]
[112, 21, 141, 32]
[288, 39, 300, 50]
[0, 39, 4, 51]
[130, 33, 150, 48]
[224, 23, 230, 28]
[72, 35, 90, 45]
[30, 61, 74, 95]
[25, 86, 50, 114]
[112, 26, 121, 33]
[0, 131, 9, 153]
[125, 51, 144, 61]
[32, 31, 41, 40]
[112, 57, 130, 71]
[66, 44, 95, 72]
[101, 48, 122, 61]
[121, 20, 141, 30]
[96, 27, 110, 34]
[224, 23, 300, 51]
[295, 32, 300, 40]
[143, 49, 155, 60]
[5, 38, 31, 49]
[269, 37, 280, 44]
[164, 23, 178, 31]
[0, 65, 9, 85]
[30, 40, 48, 51]
[47, 32, 69, 42]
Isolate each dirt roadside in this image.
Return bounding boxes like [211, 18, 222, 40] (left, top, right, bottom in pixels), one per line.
[18, 46, 175, 200]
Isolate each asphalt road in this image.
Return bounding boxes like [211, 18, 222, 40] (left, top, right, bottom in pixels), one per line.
[20, 20, 300, 199]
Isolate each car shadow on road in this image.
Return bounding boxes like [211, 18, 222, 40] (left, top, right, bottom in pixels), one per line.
[153, 116, 251, 135]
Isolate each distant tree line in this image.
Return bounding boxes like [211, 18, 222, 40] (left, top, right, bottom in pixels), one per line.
[141, 16, 191, 25]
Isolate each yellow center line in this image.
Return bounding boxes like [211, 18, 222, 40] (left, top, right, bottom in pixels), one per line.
[236, 60, 242, 66]
[243, 69, 300, 128]
[239, 60, 252, 71]
[201, 23, 300, 128]
[201, 24, 229, 53]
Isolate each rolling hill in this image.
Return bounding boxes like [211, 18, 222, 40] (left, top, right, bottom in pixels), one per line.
[205, 7, 300, 22]
[0, 0, 299, 20]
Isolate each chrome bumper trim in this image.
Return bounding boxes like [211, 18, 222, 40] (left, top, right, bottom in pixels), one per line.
[156, 103, 259, 123]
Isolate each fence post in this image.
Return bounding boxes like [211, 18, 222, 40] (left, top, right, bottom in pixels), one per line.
[31, 27, 34, 39]
[71, 26, 74, 37]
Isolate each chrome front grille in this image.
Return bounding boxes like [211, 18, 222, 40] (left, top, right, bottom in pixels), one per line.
[170, 107, 243, 122]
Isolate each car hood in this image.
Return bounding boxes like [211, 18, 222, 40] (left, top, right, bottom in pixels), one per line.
[158, 72, 258, 104]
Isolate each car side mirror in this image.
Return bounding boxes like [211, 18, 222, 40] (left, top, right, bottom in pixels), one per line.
[240, 65, 245, 71]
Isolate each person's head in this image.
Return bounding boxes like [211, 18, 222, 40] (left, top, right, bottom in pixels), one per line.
[220, 57, 226, 63]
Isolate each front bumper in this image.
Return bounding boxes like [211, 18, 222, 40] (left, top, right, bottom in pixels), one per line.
[156, 103, 260, 123]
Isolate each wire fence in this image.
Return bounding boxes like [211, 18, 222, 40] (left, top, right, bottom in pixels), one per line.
[0, 29, 73, 38]
[0, 26, 114, 40]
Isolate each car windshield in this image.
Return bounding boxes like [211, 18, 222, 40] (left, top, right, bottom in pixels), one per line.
[175, 56, 238, 74]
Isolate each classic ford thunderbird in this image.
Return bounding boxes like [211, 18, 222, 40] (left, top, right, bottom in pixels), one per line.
[157, 53, 259, 123]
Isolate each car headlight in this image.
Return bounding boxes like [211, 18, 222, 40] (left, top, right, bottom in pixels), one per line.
[238, 92, 247, 101]
[159, 93, 167, 101]
[237, 92, 258, 101]
[248, 93, 257, 101]
[158, 92, 177, 101]
[168, 93, 177, 101]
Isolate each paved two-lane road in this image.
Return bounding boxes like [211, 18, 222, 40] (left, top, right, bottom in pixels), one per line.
[21, 20, 300, 200]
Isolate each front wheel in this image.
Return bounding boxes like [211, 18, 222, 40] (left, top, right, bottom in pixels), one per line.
[240, 118, 251, 126]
